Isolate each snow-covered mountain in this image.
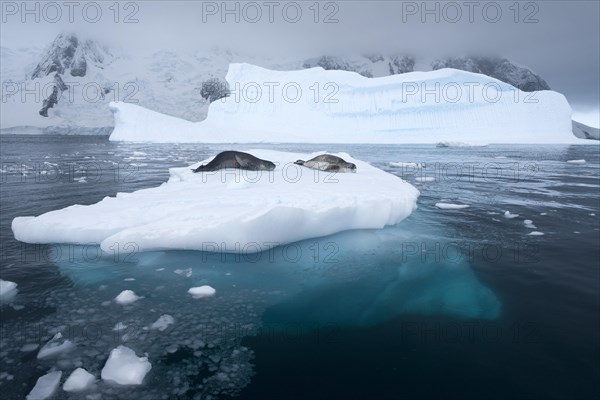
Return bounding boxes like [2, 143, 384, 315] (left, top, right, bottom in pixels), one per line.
[1, 32, 596, 140]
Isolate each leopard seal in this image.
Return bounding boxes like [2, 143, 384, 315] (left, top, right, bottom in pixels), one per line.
[294, 154, 357, 173]
[192, 151, 276, 172]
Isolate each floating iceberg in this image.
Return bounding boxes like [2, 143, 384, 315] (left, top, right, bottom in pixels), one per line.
[109, 63, 579, 144]
[12, 150, 419, 253]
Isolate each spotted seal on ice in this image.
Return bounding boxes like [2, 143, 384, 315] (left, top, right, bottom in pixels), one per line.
[294, 154, 357, 173]
[192, 151, 276, 172]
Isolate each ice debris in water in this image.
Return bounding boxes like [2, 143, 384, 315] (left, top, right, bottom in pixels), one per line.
[528, 231, 545, 236]
[566, 159, 586, 164]
[435, 203, 470, 209]
[114, 290, 142, 305]
[523, 219, 537, 229]
[0, 279, 18, 303]
[150, 314, 175, 331]
[503, 211, 519, 219]
[101, 345, 152, 385]
[26, 371, 62, 400]
[188, 285, 216, 299]
[37, 332, 74, 359]
[63, 368, 95, 392]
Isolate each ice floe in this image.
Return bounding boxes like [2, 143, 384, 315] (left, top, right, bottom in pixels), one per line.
[12, 150, 419, 253]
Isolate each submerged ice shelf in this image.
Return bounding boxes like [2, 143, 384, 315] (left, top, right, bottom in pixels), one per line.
[12, 150, 419, 252]
[109, 63, 580, 144]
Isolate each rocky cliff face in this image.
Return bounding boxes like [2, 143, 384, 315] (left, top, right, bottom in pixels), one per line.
[431, 56, 550, 92]
[31, 33, 114, 116]
[301, 54, 549, 92]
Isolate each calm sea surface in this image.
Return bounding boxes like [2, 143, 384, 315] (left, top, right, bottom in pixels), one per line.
[1, 135, 598, 399]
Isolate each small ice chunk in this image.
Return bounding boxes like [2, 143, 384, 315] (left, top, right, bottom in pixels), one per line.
[20, 344, 39, 352]
[188, 286, 216, 299]
[566, 159, 586, 164]
[0, 279, 18, 303]
[63, 368, 95, 392]
[101, 345, 152, 385]
[112, 322, 128, 332]
[26, 371, 62, 400]
[415, 177, 435, 183]
[123, 278, 135, 281]
[150, 314, 175, 331]
[528, 231, 545, 236]
[114, 290, 141, 305]
[174, 268, 192, 277]
[503, 211, 519, 219]
[389, 162, 423, 168]
[37, 332, 74, 359]
[435, 203, 469, 210]
[540, 212, 547, 216]
[523, 220, 537, 229]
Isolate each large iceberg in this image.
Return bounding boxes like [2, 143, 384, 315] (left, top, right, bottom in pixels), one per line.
[12, 150, 419, 252]
[109, 63, 579, 144]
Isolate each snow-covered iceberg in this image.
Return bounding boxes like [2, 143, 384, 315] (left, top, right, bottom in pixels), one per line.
[12, 150, 419, 252]
[109, 63, 579, 144]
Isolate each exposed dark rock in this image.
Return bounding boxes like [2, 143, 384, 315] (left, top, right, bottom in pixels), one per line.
[431, 56, 550, 92]
[200, 78, 230, 103]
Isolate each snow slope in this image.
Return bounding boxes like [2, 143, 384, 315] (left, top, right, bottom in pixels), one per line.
[109, 63, 579, 144]
[12, 150, 419, 252]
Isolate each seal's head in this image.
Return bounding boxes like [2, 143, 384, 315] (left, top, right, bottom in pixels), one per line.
[259, 160, 276, 171]
[294, 160, 305, 166]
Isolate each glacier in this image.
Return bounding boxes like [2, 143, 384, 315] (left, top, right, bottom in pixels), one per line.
[109, 63, 581, 144]
[11, 150, 419, 252]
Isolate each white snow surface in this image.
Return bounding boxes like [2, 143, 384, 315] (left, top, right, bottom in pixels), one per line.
[26, 371, 62, 400]
[101, 346, 152, 385]
[188, 286, 216, 299]
[0, 279, 18, 303]
[109, 63, 579, 144]
[12, 150, 419, 253]
[63, 368, 95, 392]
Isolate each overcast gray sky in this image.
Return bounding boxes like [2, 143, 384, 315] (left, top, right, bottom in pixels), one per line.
[2, 0, 599, 125]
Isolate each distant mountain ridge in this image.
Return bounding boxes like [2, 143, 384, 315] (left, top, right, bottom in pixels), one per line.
[1, 32, 596, 140]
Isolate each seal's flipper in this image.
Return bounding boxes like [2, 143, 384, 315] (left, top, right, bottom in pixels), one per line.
[235, 155, 254, 169]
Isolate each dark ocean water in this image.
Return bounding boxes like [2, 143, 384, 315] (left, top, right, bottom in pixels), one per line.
[0, 135, 598, 399]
